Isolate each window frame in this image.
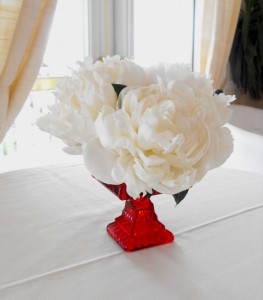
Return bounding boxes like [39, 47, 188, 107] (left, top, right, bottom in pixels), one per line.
[87, 0, 134, 61]
[88, 0, 196, 69]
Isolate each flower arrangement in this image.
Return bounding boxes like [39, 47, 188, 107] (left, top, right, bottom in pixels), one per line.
[37, 56, 234, 200]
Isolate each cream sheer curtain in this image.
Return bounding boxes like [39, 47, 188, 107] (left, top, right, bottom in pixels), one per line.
[194, 0, 242, 89]
[0, 0, 57, 143]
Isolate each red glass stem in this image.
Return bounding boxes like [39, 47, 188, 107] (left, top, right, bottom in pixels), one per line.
[96, 179, 174, 251]
[107, 195, 174, 251]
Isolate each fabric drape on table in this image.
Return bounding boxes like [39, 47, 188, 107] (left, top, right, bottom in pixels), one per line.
[0, 0, 57, 143]
[194, 0, 241, 89]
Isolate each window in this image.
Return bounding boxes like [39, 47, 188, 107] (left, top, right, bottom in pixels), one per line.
[133, 0, 195, 67]
[42, 0, 88, 77]
[0, 0, 87, 172]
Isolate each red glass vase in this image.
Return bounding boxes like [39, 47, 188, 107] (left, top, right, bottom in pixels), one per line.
[100, 182, 174, 251]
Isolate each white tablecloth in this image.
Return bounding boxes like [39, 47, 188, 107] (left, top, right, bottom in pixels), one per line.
[0, 164, 262, 300]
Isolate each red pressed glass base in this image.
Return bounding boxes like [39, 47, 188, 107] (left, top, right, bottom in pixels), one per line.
[107, 195, 174, 251]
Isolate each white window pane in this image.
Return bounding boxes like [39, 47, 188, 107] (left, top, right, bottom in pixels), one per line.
[42, 0, 87, 76]
[134, 0, 194, 67]
[0, 0, 88, 172]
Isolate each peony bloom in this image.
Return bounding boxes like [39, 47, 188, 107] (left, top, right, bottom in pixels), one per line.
[38, 56, 235, 198]
[37, 56, 148, 154]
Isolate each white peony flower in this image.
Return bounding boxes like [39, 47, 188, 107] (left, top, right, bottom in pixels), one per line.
[38, 57, 235, 199]
[37, 56, 147, 154]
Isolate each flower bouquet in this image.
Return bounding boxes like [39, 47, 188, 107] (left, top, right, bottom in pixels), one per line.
[37, 56, 234, 251]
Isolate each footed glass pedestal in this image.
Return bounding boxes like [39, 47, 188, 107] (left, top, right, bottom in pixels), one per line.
[101, 182, 174, 251]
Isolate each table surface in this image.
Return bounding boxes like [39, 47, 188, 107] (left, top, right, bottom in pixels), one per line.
[0, 163, 262, 300]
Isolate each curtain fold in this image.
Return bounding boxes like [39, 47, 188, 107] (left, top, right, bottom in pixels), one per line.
[194, 0, 242, 89]
[0, 0, 57, 143]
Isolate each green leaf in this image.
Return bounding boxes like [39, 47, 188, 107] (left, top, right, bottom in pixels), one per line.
[172, 189, 189, 205]
[112, 84, 127, 97]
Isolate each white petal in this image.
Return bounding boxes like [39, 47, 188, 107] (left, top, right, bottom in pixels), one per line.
[63, 146, 82, 155]
[155, 169, 196, 195]
[133, 159, 164, 187]
[111, 155, 131, 182]
[82, 138, 118, 184]
[125, 164, 150, 199]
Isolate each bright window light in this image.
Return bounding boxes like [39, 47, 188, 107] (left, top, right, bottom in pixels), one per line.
[134, 0, 194, 67]
[0, 0, 87, 173]
[43, 0, 87, 76]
